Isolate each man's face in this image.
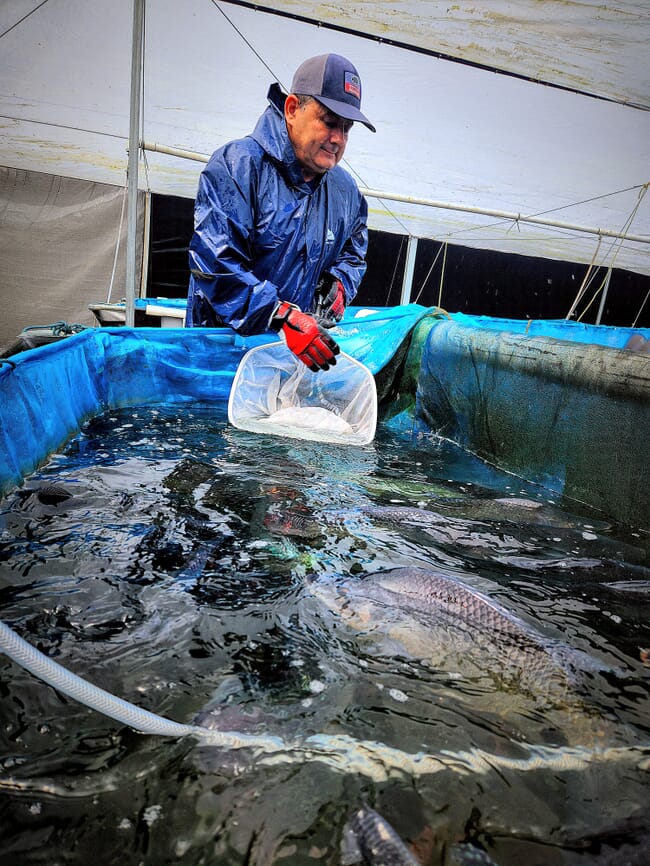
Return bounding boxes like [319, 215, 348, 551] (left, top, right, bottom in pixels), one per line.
[285, 95, 353, 181]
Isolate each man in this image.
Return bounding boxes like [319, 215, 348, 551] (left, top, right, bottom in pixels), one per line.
[187, 53, 375, 372]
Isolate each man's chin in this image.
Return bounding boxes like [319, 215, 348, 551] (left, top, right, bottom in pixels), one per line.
[315, 157, 337, 173]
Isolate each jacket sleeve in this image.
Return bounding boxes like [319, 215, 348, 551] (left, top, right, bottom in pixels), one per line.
[327, 192, 369, 305]
[188, 145, 280, 335]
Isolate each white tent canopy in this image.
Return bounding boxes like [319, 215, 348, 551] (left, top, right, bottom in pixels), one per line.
[1, 0, 649, 276]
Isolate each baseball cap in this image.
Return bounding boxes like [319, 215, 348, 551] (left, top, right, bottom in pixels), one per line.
[290, 53, 376, 132]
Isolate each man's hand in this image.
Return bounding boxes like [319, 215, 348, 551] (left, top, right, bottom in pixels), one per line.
[273, 301, 340, 372]
[315, 276, 346, 326]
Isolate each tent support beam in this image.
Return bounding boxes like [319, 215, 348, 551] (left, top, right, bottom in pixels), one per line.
[596, 268, 613, 325]
[141, 141, 649, 246]
[359, 188, 650, 245]
[125, 0, 144, 328]
[400, 237, 418, 305]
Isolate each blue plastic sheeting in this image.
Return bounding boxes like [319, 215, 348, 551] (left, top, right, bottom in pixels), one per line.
[0, 305, 431, 495]
[450, 312, 650, 349]
[333, 304, 433, 371]
[135, 297, 188, 311]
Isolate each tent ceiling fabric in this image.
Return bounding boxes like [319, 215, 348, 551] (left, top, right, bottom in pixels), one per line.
[1, 0, 649, 275]
[250, 1, 650, 110]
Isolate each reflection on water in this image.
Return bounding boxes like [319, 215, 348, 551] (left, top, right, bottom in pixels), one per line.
[0, 403, 649, 865]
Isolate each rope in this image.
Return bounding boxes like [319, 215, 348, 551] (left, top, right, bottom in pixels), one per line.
[425, 306, 452, 320]
[445, 182, 650, 243]
[577, 267, 612, 323]
[21, 321, 87, 336]
[437, 242, 448, 309]
[567, 183, 649, 322]
[0, 0, 51, 41]
[385, 235, 405, 306]
[632, 288, 650, 328]
[106, 182, 128, 305]
[565, 237, 603, 320]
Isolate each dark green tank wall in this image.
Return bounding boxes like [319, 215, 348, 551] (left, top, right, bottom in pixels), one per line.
[409, 318, 650, 529]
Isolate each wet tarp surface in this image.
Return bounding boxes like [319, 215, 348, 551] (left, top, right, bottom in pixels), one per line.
[0, 305, 431, 495]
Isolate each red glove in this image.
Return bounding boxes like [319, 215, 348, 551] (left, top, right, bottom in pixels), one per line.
[272, 301, 340, 372]
[315, 276, 346, 326]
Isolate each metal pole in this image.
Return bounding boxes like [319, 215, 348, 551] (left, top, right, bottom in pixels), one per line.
[358, 188, 650, 245]
[595, 267, 613, 325]
[125, 0, 144, 328]
[400, 236, 418, 305]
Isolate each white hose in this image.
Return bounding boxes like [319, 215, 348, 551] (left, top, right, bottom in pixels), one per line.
[0, 619, 286, 751]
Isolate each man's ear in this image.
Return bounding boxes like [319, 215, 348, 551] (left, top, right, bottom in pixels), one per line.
[284, 93, 300, 124]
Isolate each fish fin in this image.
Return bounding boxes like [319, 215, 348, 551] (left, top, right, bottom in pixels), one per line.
[340, 819, 363, 865]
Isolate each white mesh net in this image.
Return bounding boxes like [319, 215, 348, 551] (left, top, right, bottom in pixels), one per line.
[228, 341, 377, 445]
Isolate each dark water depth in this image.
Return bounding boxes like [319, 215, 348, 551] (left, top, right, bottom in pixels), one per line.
[1, 403, 649, 865]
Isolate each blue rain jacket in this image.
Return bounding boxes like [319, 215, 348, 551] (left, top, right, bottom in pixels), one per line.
[187, 84, 369, 335]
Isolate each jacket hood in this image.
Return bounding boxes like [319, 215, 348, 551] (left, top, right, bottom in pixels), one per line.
[249, 83, 315, 190]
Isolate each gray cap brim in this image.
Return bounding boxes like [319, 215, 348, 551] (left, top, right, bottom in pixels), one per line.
[316, 95, 376, 133]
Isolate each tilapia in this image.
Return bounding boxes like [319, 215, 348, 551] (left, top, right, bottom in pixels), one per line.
[163, 457, 216, 494]
[431, 496, 610, 531]
[361, 476, 468, 503]
[171, 543, 216, 591]
[341, 805, 499, 866]
[341, 805, 421, 866]
[446, 844, 500, 865]
[358, 505, 639, 573]
[16, 482, 80, 513]
[359, 504, 537, 560]
[313, 567, 586, 701]
[602, 580, 650, 596]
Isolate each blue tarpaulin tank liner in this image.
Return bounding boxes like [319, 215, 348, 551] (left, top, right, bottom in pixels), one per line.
[0, 305, 431, 496]
[414, 315, 650, 528]
[3, 303, 649, 527]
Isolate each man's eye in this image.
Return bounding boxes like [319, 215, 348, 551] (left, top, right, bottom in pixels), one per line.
[324, 118, 352, 133]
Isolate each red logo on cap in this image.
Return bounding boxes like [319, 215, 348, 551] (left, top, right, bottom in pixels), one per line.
[344, 71, 360, 100]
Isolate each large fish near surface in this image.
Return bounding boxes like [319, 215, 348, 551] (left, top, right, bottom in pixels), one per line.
[313, 567, 589, 702]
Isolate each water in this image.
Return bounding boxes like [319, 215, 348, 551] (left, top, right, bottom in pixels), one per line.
[1, 403, 649, 865]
